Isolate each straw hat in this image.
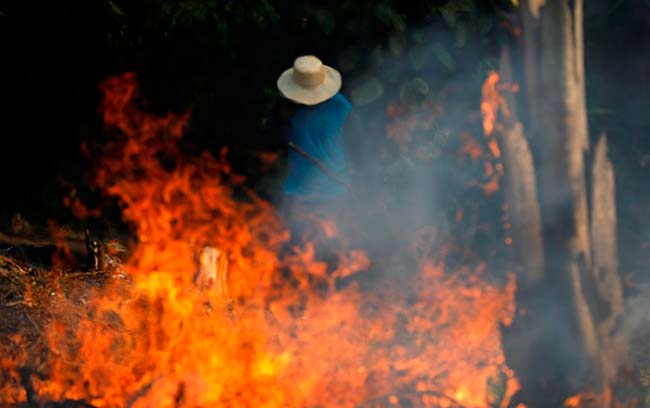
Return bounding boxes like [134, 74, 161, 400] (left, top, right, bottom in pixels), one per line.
[277, 55, 342, 106]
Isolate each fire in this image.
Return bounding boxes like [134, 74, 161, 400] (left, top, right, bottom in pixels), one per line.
[480, 71, 516, 139]
[481, 72, 501, 137]
[470, 71, 518, 198]
[1, 73, 519, 407]
[563, 393, 598, 407]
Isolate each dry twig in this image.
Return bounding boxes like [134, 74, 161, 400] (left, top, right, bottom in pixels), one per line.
[0, 254, 29, 276]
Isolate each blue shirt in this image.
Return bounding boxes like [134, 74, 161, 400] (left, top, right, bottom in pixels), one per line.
[284, 93, 352, 202]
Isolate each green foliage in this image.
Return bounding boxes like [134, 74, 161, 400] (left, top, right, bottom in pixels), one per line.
[311, 7, 336, 34]
[106, 0, 125, 17]
[96, 0, 510, 159]
[145, 0, 280, 45]
[374, 1, 407, 32]
[434, 0, 476, 28]
[157, 0, 279, 27]
[104, 0, 506, 59]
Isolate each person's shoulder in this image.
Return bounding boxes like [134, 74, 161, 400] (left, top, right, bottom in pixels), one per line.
[322, 93, 351, 120]
[332, 93, 352, 110]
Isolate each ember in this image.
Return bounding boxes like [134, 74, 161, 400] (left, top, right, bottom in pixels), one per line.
[0, 73, 519, 407]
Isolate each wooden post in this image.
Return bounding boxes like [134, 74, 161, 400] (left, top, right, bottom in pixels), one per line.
[196, 246, 231, 305]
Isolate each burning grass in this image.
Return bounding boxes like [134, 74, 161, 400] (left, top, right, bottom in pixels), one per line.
[0, 73, 520, 407]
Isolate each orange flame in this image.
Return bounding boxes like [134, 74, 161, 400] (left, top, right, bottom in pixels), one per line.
[563, 392, 598, 407]
[474, 71, 519, 197]
[480, 71, 513, 139]
[1, 73, 519, 407]
[481, 72, 500, 137]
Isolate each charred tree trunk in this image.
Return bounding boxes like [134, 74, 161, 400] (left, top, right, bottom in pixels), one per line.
[499, 1, 627, 406]
[524, 0, 601, 401]
[496, 47, 545, 287]
[495, 47, 550, 407]
[589, 134, 627, 386]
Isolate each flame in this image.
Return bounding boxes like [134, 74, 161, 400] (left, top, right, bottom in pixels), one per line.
[461, 132, 484, 160]
[480, 71, 514, 139]
[487, 139, 501, 159]
[1, 73, 519, 407]
[473, 71, 519, 197]
[257, 151, 281, 171]
[481, 72, 501, 137]
[563, 393, 598, 407]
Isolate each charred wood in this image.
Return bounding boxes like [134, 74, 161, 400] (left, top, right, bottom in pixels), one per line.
[505, 1, 629, 406]
[496, 46, 544, 286]
[589, 134, 628, 385]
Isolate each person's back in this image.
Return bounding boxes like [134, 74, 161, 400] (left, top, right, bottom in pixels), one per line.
[284, 92, 352, 202]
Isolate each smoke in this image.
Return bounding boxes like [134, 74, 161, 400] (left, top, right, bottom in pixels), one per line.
[273, 23, 503, 280]
[625, 283, 650, 356]
[269, 9, 650, 403]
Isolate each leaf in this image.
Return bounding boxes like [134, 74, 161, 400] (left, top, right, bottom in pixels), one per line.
[477, 16, 493, 35]
[106, 0, 125, 17]
[315, 8, 336, 35]
[252, 0, 279, 25]
[375, 2, 406, 31]
[440, 6, 457, 27]
[388, 33, 406, 56]
[400, 78, 430, 105]
[369, 45, 383, 68]
[338, 48, 361, 72]
[350, 76, 384, 106]
[408, 46, 428, 71]
[473, 58, 498, 82]
[456, 22, 468, 48]
[410, 28, 427, 44]
[453, 0, 476, 13]
[381, 63, 401, 84]
[432, 43, 455, 71]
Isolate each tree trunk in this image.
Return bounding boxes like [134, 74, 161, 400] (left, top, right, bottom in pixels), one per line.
[495, 46, 550, 407]
[497, 47, 545, 287]
[589, 134, 627, 385]
[500, 1, 628, 406]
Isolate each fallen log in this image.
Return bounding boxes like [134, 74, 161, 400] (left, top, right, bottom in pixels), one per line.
[0, 228, 127, 274]
[0, 231, 126, 256]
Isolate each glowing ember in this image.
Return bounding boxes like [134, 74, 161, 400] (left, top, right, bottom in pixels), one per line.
[563, 393, 598, 407]
[1, 73, 519, 407]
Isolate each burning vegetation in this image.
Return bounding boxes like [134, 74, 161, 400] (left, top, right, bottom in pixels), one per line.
[0, 72, 520, 407]
[2, 2, 648, 407]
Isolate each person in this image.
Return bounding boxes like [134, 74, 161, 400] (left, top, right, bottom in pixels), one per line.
[275, 55, 355, 244]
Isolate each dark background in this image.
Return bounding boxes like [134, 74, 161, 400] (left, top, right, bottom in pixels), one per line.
[0, 1, 648, 278]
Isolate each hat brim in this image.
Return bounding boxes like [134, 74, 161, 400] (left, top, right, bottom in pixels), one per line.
[277, 66, 342, 106]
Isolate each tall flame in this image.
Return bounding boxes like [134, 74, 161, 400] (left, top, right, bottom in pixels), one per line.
[481, 71, 510, 138]
[1, 73, 519, 407]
